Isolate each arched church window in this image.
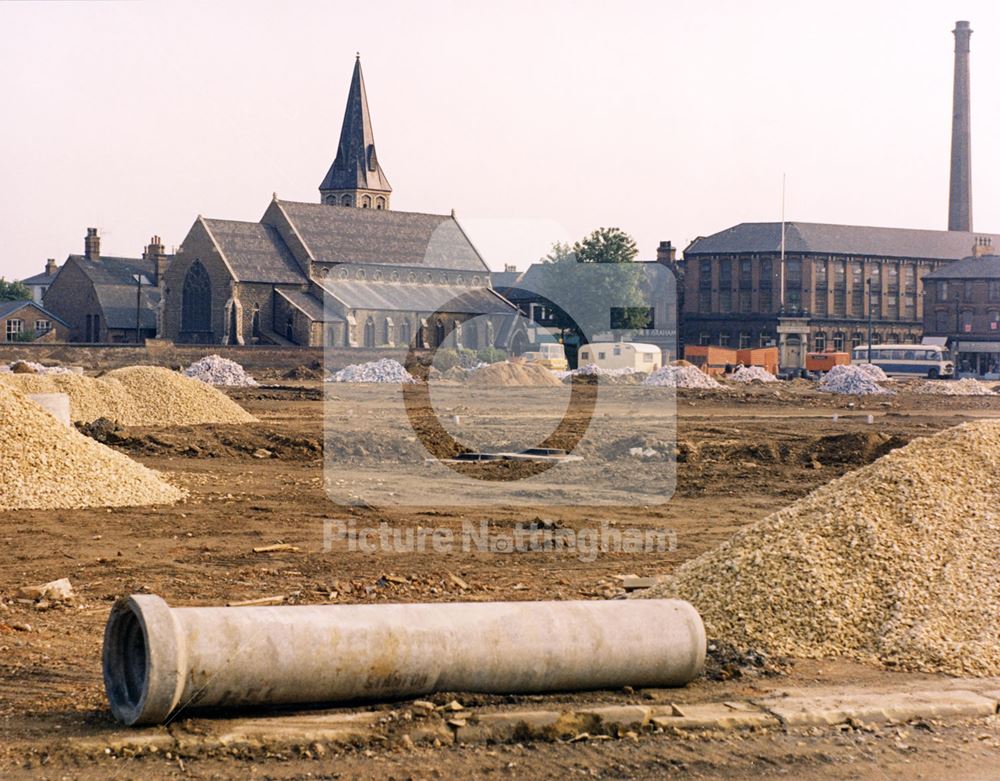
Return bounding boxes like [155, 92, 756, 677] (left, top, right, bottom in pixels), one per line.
[325, 195, 336, 205]
[181, 261, 212, 333]
[362, 195, 371, 208]
[342, 195, 352, 206]
[375, 197, 386, 210]
[356, 269, 366, 280]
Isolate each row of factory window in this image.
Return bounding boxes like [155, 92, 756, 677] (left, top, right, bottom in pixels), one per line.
[696, 287, 917, 319]
[932, 280, 1000, 303]
[697, 331, 919, 351]
[932, 308, 1000, 333]
[4, 319, 52, 341]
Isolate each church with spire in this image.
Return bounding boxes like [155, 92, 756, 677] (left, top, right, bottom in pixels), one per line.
[159, 58, 524, 351]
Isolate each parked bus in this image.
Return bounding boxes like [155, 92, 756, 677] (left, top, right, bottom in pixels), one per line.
[851, 344, 954, 379]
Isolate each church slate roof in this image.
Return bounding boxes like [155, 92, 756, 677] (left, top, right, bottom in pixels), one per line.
[924, 254, 1000, 280]
[318, 278, 514, 314]
[275, 200, 490, 272]
[685, 222, 1000, 261]
[68, 254, 161, 330]
[319, 57, 392, 195]
[201, 219, 307, 284]
[276, 289, 343, 322]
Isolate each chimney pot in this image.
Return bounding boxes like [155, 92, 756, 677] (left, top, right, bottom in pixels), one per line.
[656, 240, 677, 264]
[84, 228, 101, 261]
[45, 258, 57, 276]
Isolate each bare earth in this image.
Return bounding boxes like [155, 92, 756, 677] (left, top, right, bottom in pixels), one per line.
[2, 375, 999, 779]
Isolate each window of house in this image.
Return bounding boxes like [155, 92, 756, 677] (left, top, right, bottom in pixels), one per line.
[719, 332, 731, 347]
[903, 294, 916, 319]
[699, 259, 711, 286]
[739, 259, 752, 289]
[739, 331, 751, 349]
[935, 310, 949, 332]
[362, 195, 372, 208]
[739, 290, 751, 312]
[718, 260, 732, 313]
[887, 332, 900, 344]
[814, 260, 828, 290]
[990, 281, 1000, 302]
[698, 289, 711, 312]
[613, 346, 622, 356]
[760, 258, 772, 289]
[887, 265, 899, 294]
[814, 332, 826, 352]
[851, 332, 863, 349]
[964, 281, 974, 302]
[990, 311, 1000, 331]
[35, 320, 51, 333]
[961, 309, 973, 332]
[758, 330, 771, 347]
[833, 332, 845, 351]
[785, 258, 802, 309]
[904, 264, 915, 292]
[5, 319, 23, 341]
[886, 295, 899, 320]
[698, 333, 710, 346]
[598, 351, 607, 360]
[936, 281, 949, 302]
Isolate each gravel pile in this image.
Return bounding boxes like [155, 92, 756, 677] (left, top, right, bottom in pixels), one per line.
[105, 366, 258, 425]
[819, 364, 893, 395]
[638, 421, 1000, 676]
[327, 358, 416, 384]
[464, 361, 564, 387]
[2, 367, 257, 425]
[911, 378, 996, 396]
[0, 384, 184, 510]
[643, 365, 722, 389]
[855, 363, 889, 381]
[183, 354, 259, 387]
[729, 365, 777, 383]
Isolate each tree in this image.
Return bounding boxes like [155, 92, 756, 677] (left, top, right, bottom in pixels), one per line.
[0, 278, 30, 302]
[531, 229, 650, 346]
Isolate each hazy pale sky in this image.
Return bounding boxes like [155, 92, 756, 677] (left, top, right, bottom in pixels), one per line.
[2, 0, 999, 280]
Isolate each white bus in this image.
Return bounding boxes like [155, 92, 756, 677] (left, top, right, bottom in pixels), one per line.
[851, 344, 954, 379]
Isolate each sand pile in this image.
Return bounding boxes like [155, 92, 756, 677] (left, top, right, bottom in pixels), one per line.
[1, 367, 257, 425]
[819, 365, 892, 395]
[464, 361, 564, 387]
[912, 378, 995, 396]
[0, 384, 184, 510]
[643, 365, 722, 389]
[183, 354, 258, 387]
[639, 421, 1000, 676]
[729, 365, 777, 383]
[327, 358, 416, 384]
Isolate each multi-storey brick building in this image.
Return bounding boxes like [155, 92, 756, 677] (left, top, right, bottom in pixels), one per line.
[922, 241, 1000, 375]
[680, 222, 1000, 368]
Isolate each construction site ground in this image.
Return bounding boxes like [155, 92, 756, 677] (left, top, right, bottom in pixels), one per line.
[2, 377, 1000, 780]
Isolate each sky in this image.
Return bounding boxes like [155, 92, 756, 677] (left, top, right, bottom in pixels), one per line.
[2, 0, 999, 280]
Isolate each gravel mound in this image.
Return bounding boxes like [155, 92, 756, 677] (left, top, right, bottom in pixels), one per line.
[0, 384, 184, 510]
[0, 361, 75, 375]
[643, 366, 722, 389]
[327, 358, 416, 384]
[638, 421, 1000, 676]
[464, 361, 564, 387]
[819, 364, 893, 395]
[729, 365, 777, 383]
[183, 354, 258, 387]
[911, 378, 995, 396]
[2, 368, 258, 425]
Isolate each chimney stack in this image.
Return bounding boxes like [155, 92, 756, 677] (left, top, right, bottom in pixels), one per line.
[948, 20, 973, 232]
[45, 258, 57, 276]
[84, 227, 101, 261]
[972, 236, 993, 258]
[656, 240, 676, 264]
[143, 235, 169, 286]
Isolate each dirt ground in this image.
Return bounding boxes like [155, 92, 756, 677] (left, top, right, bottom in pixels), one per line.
[2, 375, 1000, 779]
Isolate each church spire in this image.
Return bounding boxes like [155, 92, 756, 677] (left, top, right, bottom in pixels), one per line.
[319, 56, 392, 209]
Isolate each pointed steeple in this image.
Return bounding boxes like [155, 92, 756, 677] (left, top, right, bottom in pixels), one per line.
[319, 56, 392, 209]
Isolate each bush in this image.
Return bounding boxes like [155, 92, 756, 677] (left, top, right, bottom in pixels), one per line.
[14, 329, 37, 343]
[476, 346, 507, 364]
[433, 348, 460, 371]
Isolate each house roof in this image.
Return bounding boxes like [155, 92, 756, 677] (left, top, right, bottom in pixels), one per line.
[685, 222, 1000, 261]
[924, 254, 1000, 280]
[275, 289, 343, 322]
[68, 254, 162, 330]
[275, 200, 489, 272]
[0, 299, 70, 326]
[201, 219, 307, 284]
[21, 271, 58, 286]
[319, 57, 392, 195]
[318, 278, 516, 315]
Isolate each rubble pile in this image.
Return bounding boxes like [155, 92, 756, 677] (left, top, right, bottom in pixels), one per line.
[327, 358, 417, 384]
[911, 378, 995, 396]
[643, 365, 722, 389]
[0, 361, 75, 375]
[729, 365, 777, 383]
[183, 354, 259, 387]
[639, 421, 1000, 675]
[854, 362, 889, 382]
[0, 383, 184, 510]
[818, 365, 893, 395]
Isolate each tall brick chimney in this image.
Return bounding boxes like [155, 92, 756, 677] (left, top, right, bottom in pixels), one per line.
[84, 227, 101, 261]
[143, 235, 169, 286]
[45, 258, 57, 276]
[948, 20, 973, 232]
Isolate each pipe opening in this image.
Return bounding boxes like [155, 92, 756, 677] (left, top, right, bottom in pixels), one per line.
[105, 605, 148, 714]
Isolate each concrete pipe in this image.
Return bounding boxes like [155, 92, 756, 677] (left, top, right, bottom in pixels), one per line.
[103, 595, 705, 726]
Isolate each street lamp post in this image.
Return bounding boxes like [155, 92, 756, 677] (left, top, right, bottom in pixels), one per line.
[866, 278, 873, 364]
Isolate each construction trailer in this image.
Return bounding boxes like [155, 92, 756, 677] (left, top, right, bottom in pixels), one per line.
[683, 345, 736, 376]
[578, 342, 662, 372]
[805, 351, 850, 373]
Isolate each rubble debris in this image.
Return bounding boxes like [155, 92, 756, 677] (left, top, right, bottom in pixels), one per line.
[911, 378, 996, 396]
[17, 578, 74, 602]
[327, 358, 417, 384]
[639, 421, 1000, 676]
[643, 366, 723, 389]
[818, 364, 893, 395]
[183, 355, 259, 387]
[729, 365, 777, 383]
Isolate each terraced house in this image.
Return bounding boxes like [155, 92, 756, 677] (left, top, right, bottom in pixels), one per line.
[681, 222, 1000, 369]
[161, 58, 523, 351]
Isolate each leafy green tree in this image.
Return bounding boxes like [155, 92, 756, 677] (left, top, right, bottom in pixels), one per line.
[0, 278, 30, 302]
[572, 227, 638, 265]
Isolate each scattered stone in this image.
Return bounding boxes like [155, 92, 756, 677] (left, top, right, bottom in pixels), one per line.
[17, 578, 74, 602]
[327, 358, 416, 384]
[643, 366, 723, 389]
[818, 364, 893, 395]
[729, 365, 777, 383]
[183, 354, 258, 387]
